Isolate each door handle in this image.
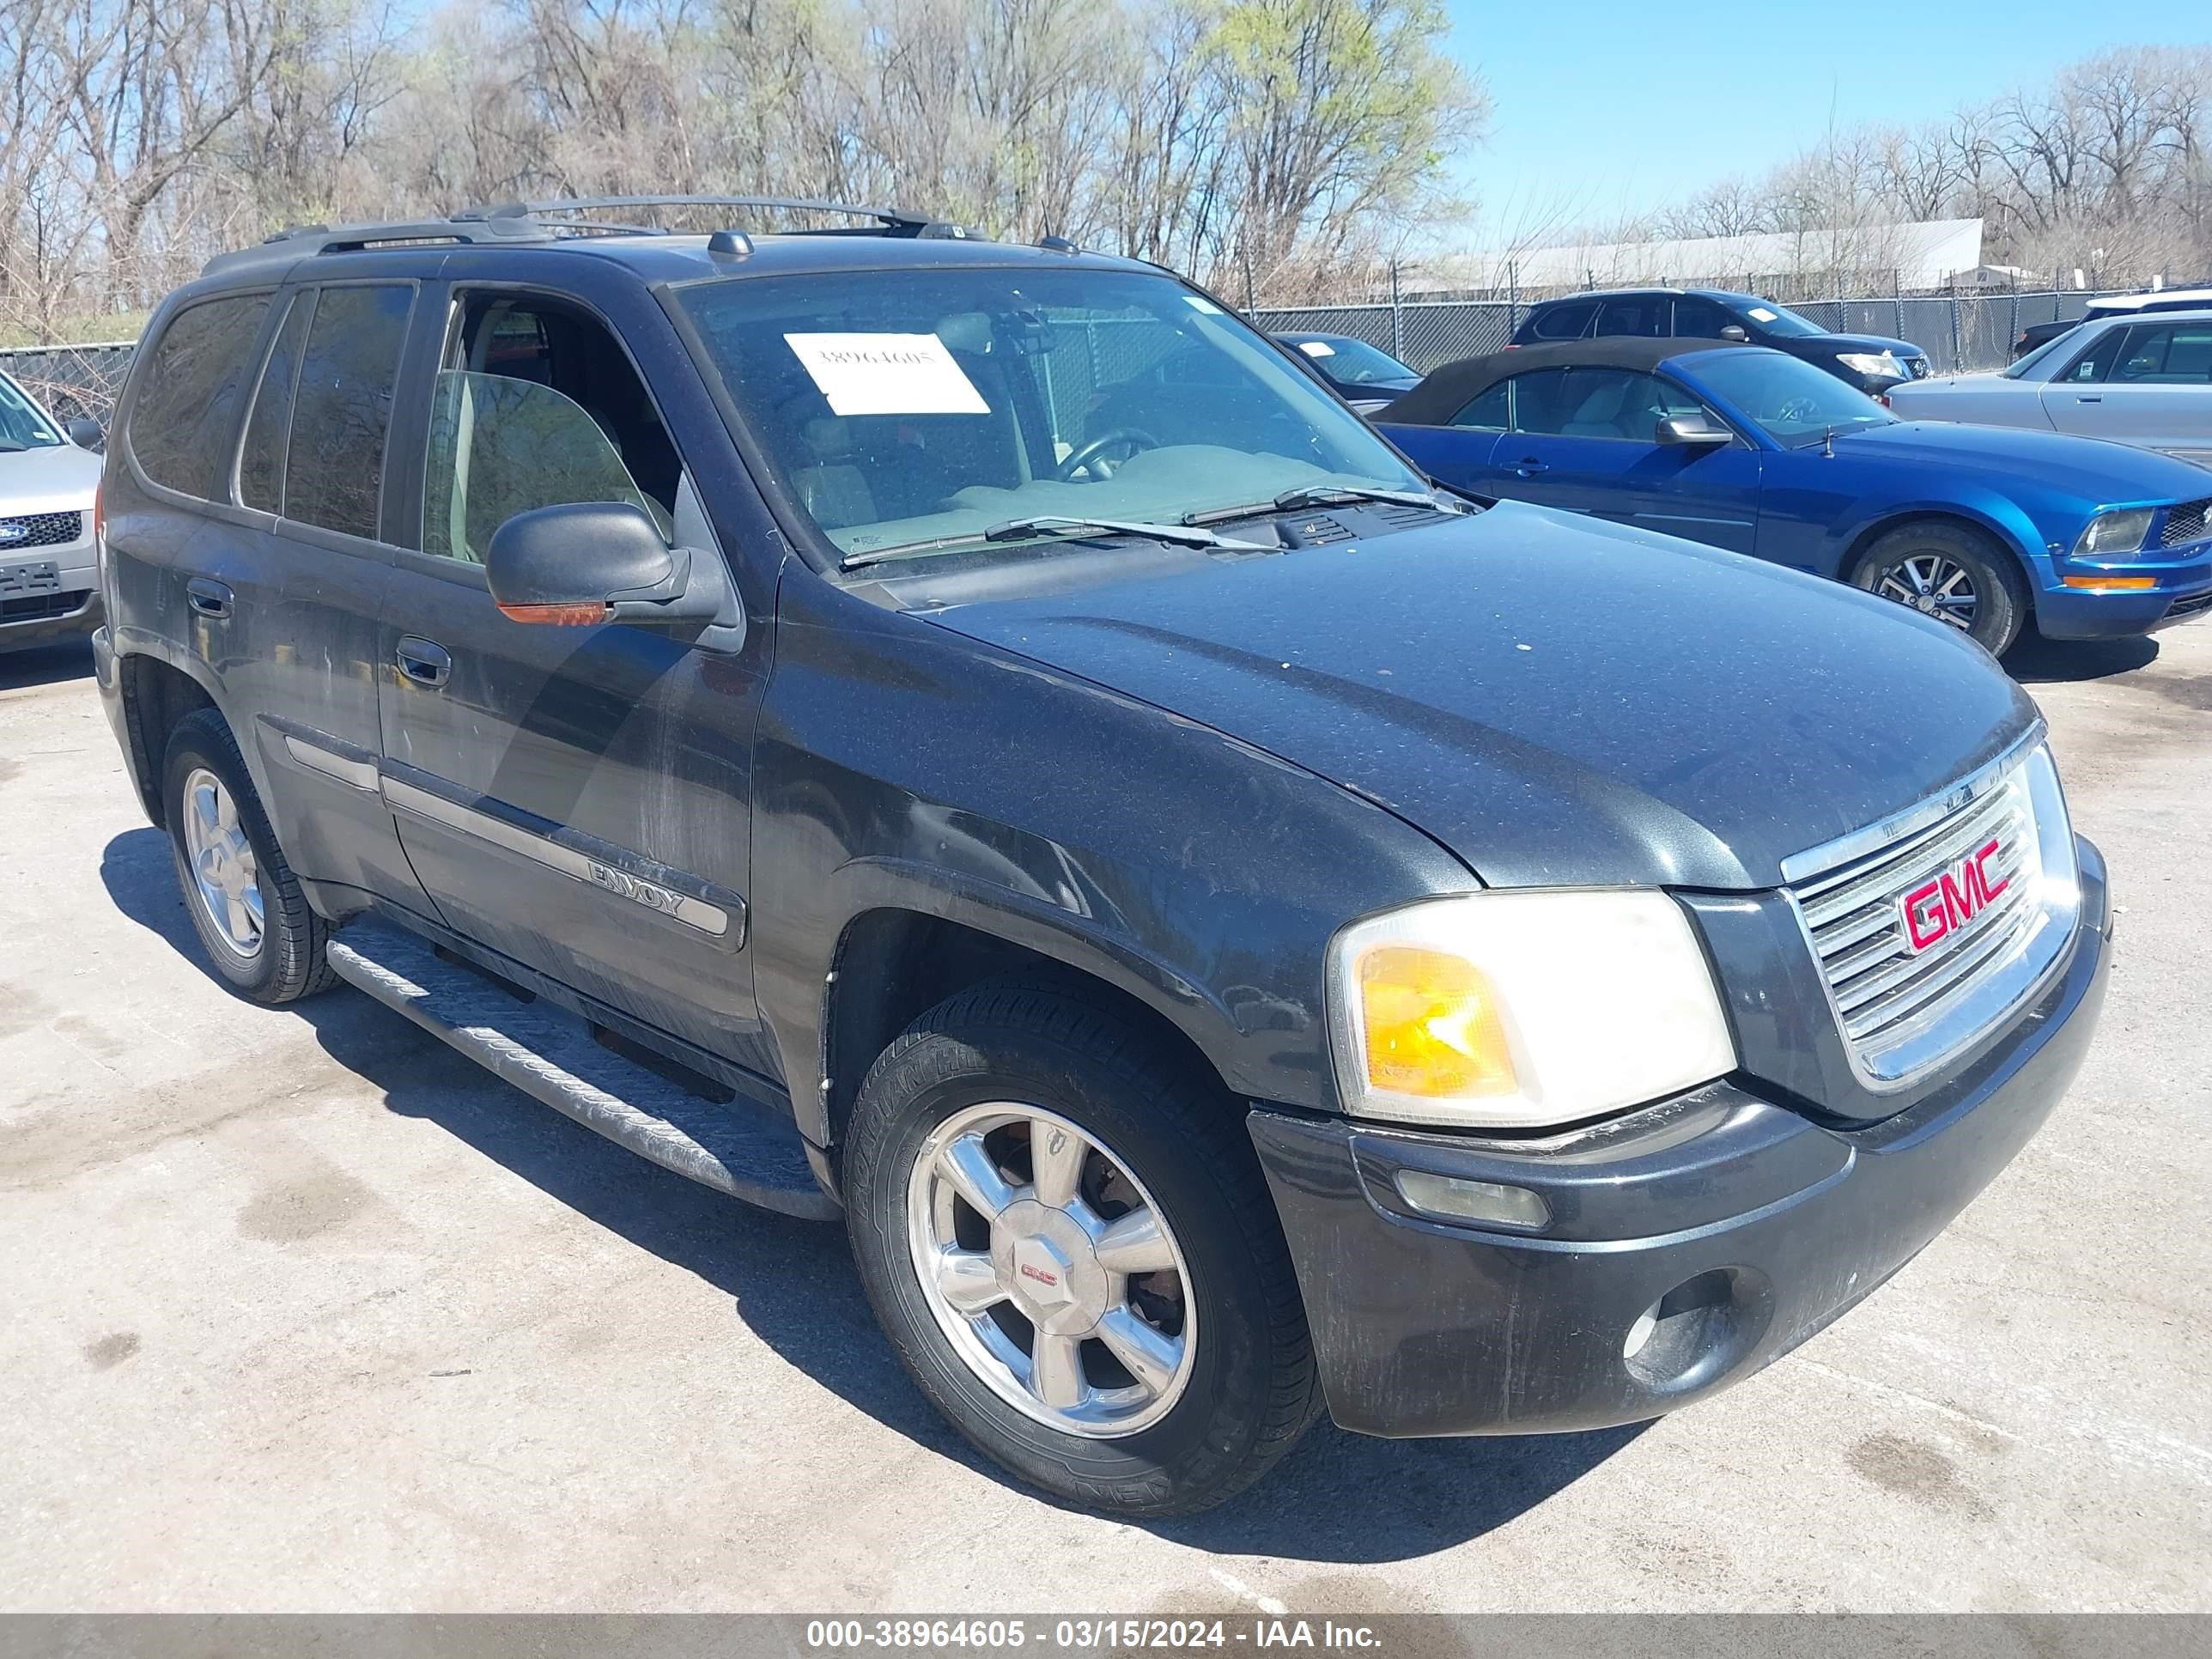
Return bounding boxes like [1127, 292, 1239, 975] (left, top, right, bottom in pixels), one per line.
[1514, 459, 1550, 477]
[395, 636, 452, 688]
[185, 577, 233, 618]
[2077, 395, 2102, 404]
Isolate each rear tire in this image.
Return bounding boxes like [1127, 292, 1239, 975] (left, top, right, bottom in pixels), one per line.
[161, 708, 338, 1005]
[1849, 520, 2027, 655]
[842, 982, 1321, 1516]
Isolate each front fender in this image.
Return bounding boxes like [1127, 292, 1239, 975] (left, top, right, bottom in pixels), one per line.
[1822, 487, 2053, 590]
[748, 566, 1475, 1145]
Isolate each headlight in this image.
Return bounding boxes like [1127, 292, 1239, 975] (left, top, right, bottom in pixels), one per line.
[2074, 507, 2155, 557]
[1325, 890, 1738, 1129]
[1837, 351, 1905, 380]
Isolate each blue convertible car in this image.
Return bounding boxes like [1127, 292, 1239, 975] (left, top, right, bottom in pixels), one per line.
[1377, 338, 2212, 653]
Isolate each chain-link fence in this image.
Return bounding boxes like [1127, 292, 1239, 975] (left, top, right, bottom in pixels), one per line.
[0, 289, 2148, 431]
[1253, 289, 2136, 377]
[0, 341, 137, 426]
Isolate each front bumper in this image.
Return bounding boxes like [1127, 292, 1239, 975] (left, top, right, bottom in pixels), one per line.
[0, 574, 100, 652]
[1249, 837, 2109, 1438]
[2035, 543, 2212, 639]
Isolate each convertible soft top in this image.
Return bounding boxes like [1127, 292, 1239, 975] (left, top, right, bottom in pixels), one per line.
[1376, 337, 1744, 426]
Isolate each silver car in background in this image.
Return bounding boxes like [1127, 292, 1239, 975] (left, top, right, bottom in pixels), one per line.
[0, 367, 104, 654]
[1890, 307, 2212, 467]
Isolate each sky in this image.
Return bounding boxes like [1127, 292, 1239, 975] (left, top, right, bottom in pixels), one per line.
[1435, 3, 2148, 247]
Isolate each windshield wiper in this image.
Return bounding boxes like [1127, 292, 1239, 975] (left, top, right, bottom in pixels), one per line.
[1184, 483, 1465, 526]
[839, 514, 1267, 571]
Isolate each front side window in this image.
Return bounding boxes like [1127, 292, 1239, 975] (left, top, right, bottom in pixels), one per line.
[2055, 325, 2130, 385]
[1686, 350, 1894, 447]
[1672, 297, 1735, 338]
[0, 371, 64, 450]
[284, 285, 413, 539]
[420, 293, 679, 564]
[130, 294, 271, 497]
[676, 266, 1424, 566]
[1507, 368, 1704, 441]
[2113, 324, 2212, 383]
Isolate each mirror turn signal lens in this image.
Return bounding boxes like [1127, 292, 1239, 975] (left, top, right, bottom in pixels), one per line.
[1358, 945, 1516, 1098]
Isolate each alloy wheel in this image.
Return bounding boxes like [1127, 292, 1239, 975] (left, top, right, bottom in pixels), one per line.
[1873, 552, 1978, 632]
[905, 1101, 1196, 1437]
[180, 767, 264, 960]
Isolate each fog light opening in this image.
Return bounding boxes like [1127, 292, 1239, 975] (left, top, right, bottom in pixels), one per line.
[1622, 1267, 1773, 1394]
[1393, 1170, 1551, 1231]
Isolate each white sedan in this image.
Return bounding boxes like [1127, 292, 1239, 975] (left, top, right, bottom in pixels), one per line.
[1, 367, 105, 654]
[1889, 307, 2212, 467]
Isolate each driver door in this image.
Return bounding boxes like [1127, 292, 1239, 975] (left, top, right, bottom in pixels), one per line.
[375, 280, 777, 1077]
[1492, 367, 1764, 555]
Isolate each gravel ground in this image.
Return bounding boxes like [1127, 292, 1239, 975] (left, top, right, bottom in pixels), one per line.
[2, 624, 2206, 1613]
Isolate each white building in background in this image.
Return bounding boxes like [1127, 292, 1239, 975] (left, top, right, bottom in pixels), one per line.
[1425, 218, 1986, 295]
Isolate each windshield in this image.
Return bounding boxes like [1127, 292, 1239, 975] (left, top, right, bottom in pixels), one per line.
[2004, 327, 2081, 379]
[1732, 300, 1825, 339]
[1285, 336, 1414, 386]
[0, 371, 64, 450]
[1686, 350, 1895, 446]
[677, 266, 1425, 565]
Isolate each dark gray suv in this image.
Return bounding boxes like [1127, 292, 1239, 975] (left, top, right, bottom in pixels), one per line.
[92, 198, 2110, 1515]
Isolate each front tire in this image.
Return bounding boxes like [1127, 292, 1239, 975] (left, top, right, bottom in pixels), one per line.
[843, 984, 1321, 1516]
[1849, 520, 2028, 654]
[161, 708, 337, 1004]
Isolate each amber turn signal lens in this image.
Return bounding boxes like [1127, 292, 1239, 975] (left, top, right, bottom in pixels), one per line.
[1358, 945, 1516, 1098]
[2060, 575, 2157, 591]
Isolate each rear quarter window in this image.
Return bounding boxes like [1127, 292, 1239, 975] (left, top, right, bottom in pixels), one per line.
[128, 294, 272, 499]
[1528, 301, 1597, 341]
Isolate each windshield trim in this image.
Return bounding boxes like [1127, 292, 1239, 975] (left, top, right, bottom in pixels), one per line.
[663, 264, 1437, 581]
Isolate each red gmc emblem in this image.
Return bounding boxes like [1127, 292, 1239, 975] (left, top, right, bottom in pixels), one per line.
[1902, 838, 2010, 952]
[1018, 1263, 1060, 1288]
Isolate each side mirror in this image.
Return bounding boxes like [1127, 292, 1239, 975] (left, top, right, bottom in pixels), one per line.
[1656, 411, 1735, 447]
[65, 416, 103, 449]
[485, 501, 738, 631]
[1718, 325, 1748, 343]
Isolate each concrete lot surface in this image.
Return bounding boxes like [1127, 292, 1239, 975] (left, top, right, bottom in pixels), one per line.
[2, 626, 2208, 1613]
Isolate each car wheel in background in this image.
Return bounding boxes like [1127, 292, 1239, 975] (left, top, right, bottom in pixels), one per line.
[161, 707, 338, 1004]
[843, 982, 1321, 1516]
[1850, 521, 2028, 655]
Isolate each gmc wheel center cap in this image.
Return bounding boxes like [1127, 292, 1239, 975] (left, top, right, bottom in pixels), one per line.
[994, 1199, 1109, 1335]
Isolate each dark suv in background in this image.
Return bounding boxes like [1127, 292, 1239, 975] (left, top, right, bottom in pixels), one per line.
[90, 197, 2109, 1516]
[1514, 287, 1931, 393]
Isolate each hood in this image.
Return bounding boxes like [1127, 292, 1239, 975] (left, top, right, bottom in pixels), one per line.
[1836, 420, 2212, 502]
[0, 442, 102, 513]
[922, 502, 2036, 890]
[1792, 331, 1925, 359]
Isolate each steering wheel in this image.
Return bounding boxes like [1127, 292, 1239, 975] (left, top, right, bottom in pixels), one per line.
[1776, 396, 1825, 426]
[1057, 427, 1160, 481]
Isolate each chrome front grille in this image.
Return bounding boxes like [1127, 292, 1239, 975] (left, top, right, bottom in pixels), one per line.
[1787, 744, 2078, 1089]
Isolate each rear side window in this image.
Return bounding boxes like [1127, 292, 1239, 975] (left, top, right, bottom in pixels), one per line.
[1528, 301, 1596, 341]
[238, 295, 310, 513]
[2113, 324, 2212, 383]
[1592, 296, 1667, 337]
[284, 285, 414, 539]
[129, 295, 271, 499]
[1450, 381, 1510, 429]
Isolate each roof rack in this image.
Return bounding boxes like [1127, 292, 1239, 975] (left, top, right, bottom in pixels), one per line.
[483, 195, 977, 240]
[199, 194, 979, 278]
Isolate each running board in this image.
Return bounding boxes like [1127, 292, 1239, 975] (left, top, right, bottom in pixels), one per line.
[327, 919, 838, 1221]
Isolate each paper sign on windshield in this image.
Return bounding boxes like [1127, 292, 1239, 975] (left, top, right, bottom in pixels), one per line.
[1746, 307, 1779, 323]
[1297, 341, 1335, 357]
[785, 333, 989, 416]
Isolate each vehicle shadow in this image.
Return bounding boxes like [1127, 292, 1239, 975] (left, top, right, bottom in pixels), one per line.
[2002, 634, 2159, 683]
[98, 825, 1638, 1560]
[0, 638, 94, 692]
